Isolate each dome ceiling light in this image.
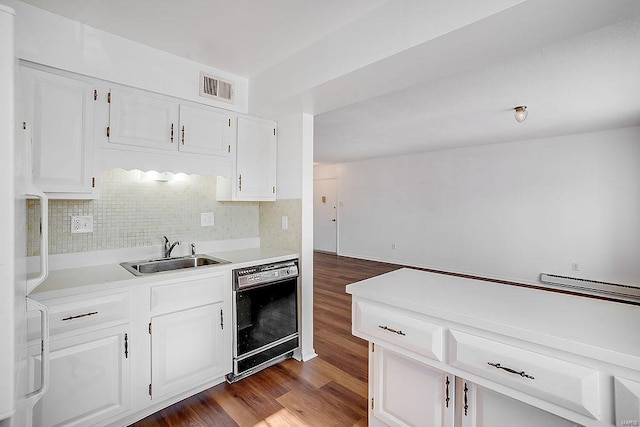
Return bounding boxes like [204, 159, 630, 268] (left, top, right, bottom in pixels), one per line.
[514, 106, 528, 123]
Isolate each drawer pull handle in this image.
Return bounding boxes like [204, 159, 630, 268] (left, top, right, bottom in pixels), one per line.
[62, 311, 98, 321]
[487, 362, 535, 380]
[378, 325, 406, 336]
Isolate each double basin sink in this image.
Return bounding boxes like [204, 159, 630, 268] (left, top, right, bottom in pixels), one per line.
[120, 254, 230, 276]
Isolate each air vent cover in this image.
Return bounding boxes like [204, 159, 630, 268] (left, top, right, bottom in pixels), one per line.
[199, 72, 233, 103]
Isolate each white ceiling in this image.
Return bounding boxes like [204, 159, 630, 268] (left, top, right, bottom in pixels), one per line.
[18, 0, 388, 78]
[315, 16, 640, 163]
[18, 0, 640, 164]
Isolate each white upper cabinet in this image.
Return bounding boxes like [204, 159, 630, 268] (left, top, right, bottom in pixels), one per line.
[178, 104, 233, 156]
[217, 116, 277, 201]
[107, 87, 178, 151]
[107, 85, 233, 159]
[237, 116, 276, 200]
[21, 66, 96, 198]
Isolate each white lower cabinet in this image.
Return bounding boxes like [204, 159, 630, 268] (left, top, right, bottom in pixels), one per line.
[448, 329, 600, 419]
[147, 273, 232, 402]
[150, 302, 227, 400]
[30, 324, 131, 427]
[30, 270, 234, 426]
[370, 344, 453, 427]
[458, 379, 580, 427]
[614, 377, 640, 427]
[369, 344, 577, 427]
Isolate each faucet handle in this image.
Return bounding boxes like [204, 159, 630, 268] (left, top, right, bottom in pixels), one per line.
[162, 236, 169, 245]
[190, 243, 196, 256]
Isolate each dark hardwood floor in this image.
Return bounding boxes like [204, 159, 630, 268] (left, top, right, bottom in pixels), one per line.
[131, 252, 401, 427]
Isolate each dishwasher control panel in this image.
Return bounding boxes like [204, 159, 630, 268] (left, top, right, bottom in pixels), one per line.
[234, 259, 298, 290]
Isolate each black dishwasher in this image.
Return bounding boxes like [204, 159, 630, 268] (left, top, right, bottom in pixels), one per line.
[227, 259, 299, 382]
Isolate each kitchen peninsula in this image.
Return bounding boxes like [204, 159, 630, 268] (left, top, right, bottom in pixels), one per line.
[347, 268, 640, 427]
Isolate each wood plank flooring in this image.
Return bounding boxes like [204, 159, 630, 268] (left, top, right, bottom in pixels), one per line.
[131, 252, 401, 427]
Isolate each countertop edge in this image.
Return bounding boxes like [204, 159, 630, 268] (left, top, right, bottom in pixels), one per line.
[29, 247, 299, 300]
[346, 268, 640, 370]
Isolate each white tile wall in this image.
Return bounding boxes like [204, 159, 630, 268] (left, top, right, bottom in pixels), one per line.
[259, 199, 302, 253]
[27, 169, 259, 256]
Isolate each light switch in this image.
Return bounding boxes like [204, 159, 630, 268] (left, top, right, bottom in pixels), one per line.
[281, 216, 288, 230]
[201, 212, 215, 227]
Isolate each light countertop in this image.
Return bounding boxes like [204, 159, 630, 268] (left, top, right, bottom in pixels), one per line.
[347, 268, 640, 369]
[31, 247, 298, 299]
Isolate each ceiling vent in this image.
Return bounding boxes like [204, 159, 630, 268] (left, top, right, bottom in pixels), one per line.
[199, 72, 234, 103]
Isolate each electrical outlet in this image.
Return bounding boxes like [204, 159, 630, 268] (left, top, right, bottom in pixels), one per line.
[571, 263, 579, 272]
[391, 243, 396, 250]
[201, 212, 215, 227]
[71, 215, 93, 233]
[281, 216, 288, 230]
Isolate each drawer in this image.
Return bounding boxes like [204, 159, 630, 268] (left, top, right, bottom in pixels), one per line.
[150, 273, 228, 316]
[353, 299, 443, 361]
[448, 329, 600, 419]
[28, 292, 130, 340]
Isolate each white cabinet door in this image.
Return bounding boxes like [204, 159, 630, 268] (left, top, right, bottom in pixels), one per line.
[22, 67, 95, 195]
[150, 302, 229, 400]
[108, 87, 178, 151]
[178, 104, 233, 156]
[371, 344, 454, 427]
[614, 377, 640, 427]
[234, 116, 277, 201]
[29, 324, 131, 427]
[458, 379, 579, 427]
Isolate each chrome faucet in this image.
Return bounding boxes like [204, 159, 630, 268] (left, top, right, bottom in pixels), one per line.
[162, 236, 181, 258]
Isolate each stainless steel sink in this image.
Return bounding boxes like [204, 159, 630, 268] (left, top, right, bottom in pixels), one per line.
[120, 254, 230, 276]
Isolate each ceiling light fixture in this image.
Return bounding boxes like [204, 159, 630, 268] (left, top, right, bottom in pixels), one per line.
[514, 106, 528, 123]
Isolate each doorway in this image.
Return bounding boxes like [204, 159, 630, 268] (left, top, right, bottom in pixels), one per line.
[313, 178, 337, 253]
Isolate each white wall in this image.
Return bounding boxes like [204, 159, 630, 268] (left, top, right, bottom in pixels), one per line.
[273, 114, 304, 199]
[6, 0, 248, 113]
[272, 112, 316, 361]
[314, 126, 640, 286]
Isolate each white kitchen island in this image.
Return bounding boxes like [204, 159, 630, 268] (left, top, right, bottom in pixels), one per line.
[346, 268, 640, 427]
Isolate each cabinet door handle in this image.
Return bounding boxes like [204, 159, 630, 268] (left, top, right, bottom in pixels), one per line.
[26, 298, 49, 404]
[445, 376, 450, 408]
[238, 174, 242, 191]
[378, 325, 406, 336]
[61, 311, 98, 321]
[170, 123, 174, 143]
[463, 382, 469, 416]
[487, 362, 535, 380]
[181, 125, 185, 145]
[124, 333, 128, 358]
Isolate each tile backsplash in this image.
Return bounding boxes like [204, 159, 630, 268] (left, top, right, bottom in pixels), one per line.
[259, 199, 302, 254]
[27, 169, 259, 256]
